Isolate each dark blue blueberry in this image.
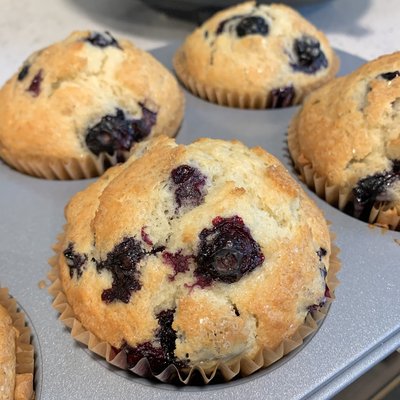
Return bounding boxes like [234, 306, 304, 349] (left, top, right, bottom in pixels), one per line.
[379, 71, 400, 81]
[236, 16, 269, 37]
[85, 105, 157, 160]
[350, 160, 400, 220]
[170, 165, 207, 210]
[308, 267, 330, 315]
[63, 243, 87, 279]
[317, 247, 327, 262]
[96, 237, 146, 303]
[27, 69, 43, 97]
[194, 216, 265, 284]
[291, 36, 328, 74]
[123, 309, 186, 373]
[269, 86, 295, 108]
[18, 64, 30, 81]
[85, 31, 121, 49]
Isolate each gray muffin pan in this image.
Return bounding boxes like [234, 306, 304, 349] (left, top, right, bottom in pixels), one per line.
[0, 44, 399, 400]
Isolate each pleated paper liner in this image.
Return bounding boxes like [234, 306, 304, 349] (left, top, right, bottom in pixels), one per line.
[173, 49, 340, 110]
[0, 149, 132, 180]
[0, 287, 35, 399]
[48, 229, 340, 384]
[287, 147, 400, 231]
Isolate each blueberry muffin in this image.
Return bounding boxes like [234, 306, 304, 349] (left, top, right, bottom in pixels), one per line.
[0, 304, 33, 400]
[53, 135, 333, 380]
[173, 1, 339, 109]
[0, 31, 184, 179]
[288, 52, 400, 231]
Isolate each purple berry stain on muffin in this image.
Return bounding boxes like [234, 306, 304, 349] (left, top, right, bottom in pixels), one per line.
[170, 165, 207, 210]
[123, 309, 186, 373]
[216, 15, 269, 37]
[63, 243, 88, 279]
[379, 71, 400, 81]
[17, 64, 30, 81]
[141, 226, 153, 246]
[194, 216, 265, 284]
[351, 160, 400, 219]
[27, 69, 43, 97]
[162, 250, 192, 280]
[269, 86, 295, 108]
[291, 36, 328, 74]
[85, 105, 157, 162]
[96, 237, 146, 304]
[85, 31, 121, 49]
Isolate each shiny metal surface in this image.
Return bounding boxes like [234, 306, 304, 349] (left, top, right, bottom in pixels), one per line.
[0, 44, 399, 400]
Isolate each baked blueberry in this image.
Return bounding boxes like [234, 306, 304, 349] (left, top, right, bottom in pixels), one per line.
[27, 70, 43, 97]
[195, 216, 264, 284]
[170, 165, 207, 210]
[96, 237, 146, 303]
[269, 86, 295, 108]
[291, 36, 328, 74]
[379, 71, 400, 81]
[236, 16, 269, 37]
[317, 247, 327, 261]
[351, 160, 400, 219]
[123, 309, 184, 373]
[63, 243, 87, 279]
[85, 105, 157, 160]
[85, 31, 121, 49]
[17, 65, 30, 81]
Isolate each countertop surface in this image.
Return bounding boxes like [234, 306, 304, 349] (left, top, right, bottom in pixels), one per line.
[1, 0, 400, 85]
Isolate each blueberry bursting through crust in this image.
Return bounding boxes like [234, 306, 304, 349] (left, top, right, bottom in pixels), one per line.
[216, 15, 269, 37]
[291, 36, 328, 74]
[308, 247, 331, 314]
[121, 309, 187, 374]
[85, 31, 121, 49]
[194, 216, 265, 284]
[96, 237, 147, 304]
[85, 106, 157, 162]
[348, 160, 400, 220]
[170, 165, 207, 211]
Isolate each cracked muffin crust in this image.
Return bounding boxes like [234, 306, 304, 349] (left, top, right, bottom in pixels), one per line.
[57, 136, 331, 374]
[173, 1, 339, 109]
[0, 31, 184, 179]
[0, 305, 33, 400]
[288, 52, 400, 230]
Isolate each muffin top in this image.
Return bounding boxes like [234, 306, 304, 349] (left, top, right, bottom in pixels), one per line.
[0, 31, 184, 177]
[58, 136, 331, 374]
[173, 1, 339, 108]
[288, 52, 400, 213]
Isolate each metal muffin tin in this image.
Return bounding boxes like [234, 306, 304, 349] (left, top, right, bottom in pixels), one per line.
[0, 44, 399, 400]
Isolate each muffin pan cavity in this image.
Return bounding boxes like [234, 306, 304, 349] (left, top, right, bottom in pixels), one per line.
[0, 44, 399, 399]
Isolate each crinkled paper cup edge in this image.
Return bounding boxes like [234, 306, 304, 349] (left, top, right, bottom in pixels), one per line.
[0, 287, 35, 399]
[48, 225, 340, 384]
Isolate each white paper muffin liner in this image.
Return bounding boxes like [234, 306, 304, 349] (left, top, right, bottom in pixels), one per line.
[48, 227, 340, 384]
[0, 286, 35, 399]
[0, 149, 132, 180]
